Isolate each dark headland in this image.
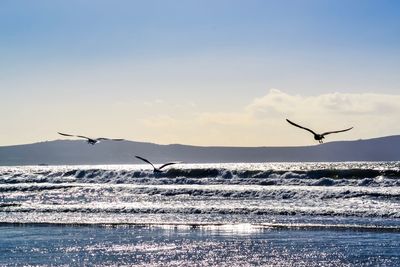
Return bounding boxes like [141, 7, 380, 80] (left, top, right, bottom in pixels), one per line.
[0, 135, 399, 165]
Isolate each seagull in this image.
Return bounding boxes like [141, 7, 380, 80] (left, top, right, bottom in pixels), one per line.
[135, 155, 180, 173]
[286, 119, 353, 144]
[58, 132, 124, 145]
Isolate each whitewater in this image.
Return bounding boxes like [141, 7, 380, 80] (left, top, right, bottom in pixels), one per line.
[1, 162, 400, 266]
[1, 162, 400, 227]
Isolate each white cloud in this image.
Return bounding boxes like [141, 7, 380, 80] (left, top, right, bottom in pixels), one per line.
[194, 89, 400, 145]
[247, 89, 400, 117]
[137, 89, 400, 146]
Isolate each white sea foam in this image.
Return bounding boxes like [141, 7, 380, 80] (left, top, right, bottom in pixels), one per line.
[0, 162, 399, 227]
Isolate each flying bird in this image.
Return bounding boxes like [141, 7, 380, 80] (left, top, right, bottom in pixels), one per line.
[58, 132, 124, 145]
[135, 155, 180, 173]
[286, 119, 353, 144]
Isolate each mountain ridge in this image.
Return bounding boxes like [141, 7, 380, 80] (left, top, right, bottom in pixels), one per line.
[0, 135, 399, 165]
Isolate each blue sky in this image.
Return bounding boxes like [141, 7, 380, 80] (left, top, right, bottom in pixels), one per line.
[1, 0, 400, 146]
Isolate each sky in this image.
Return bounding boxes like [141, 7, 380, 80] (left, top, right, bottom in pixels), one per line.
[1, 0, 400, 147]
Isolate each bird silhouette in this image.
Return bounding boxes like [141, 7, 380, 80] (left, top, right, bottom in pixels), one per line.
[286, 119, 353, 144]
[58, 132, 124, 145]
[135, 155, 180, 173]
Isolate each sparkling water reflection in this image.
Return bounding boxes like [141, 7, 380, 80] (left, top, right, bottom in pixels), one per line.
[0, 225, 399, 266]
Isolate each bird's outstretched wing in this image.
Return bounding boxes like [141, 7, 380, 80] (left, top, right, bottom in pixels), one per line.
[96, 138, 124, 141]
[58, 132, 76, 137]
[76, 135, 91, 140]
[135, 156, 156, 169]
[286, 119, 317, 135]
[159, 162, 180, 170]
[322, 127, 353, 136]
[96, 137, 111, 141]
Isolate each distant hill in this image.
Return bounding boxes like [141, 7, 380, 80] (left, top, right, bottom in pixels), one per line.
[0, 136, 400, 165]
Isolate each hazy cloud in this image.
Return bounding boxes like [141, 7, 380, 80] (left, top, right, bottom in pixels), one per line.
[197, 112, 254, 126]
[136, 89, 400, 146]
[143, 99, 165, 107]
[192, 89, 400, 145]
[140, 115, 178, 128]
[246, 89, 400, 117]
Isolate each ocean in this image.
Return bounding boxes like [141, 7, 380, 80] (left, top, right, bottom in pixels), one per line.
[1, 162, 399, 266]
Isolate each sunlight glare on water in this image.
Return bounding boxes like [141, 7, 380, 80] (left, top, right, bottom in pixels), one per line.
[1, 163, 400, 265]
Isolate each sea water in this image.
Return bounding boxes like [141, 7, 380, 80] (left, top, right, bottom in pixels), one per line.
[0, 162, 399, 266]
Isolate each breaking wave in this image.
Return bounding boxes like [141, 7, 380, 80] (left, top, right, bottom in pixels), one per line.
[2, 205, 399, 218]
[1, 163, 400, 224]
[1, 164, 400, 187]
